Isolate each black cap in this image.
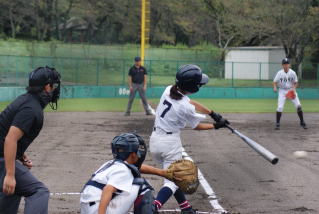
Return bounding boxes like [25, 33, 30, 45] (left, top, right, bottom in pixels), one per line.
[134, 56, 141, 62]
[282, 58, 290, 64]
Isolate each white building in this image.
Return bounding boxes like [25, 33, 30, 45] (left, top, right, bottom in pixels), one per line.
[225, 46, 286, 80]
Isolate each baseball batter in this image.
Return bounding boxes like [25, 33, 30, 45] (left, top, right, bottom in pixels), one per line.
[80, 133, 175, 214]
[273, 58, 307, 130]
[150, 64, 229, 214]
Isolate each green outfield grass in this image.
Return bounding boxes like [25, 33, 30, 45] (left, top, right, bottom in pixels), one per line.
[1, 98, 318, 113]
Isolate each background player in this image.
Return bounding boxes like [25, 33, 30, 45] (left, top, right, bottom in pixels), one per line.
[80, 133, 177, 214]
[273, 58, 307, 130]
[125, 56, 152, 116]
[150, 64, 229, 214]
[0, 66, 61, 214]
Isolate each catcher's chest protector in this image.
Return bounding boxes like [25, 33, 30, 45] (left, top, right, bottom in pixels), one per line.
[84, 159, 141, 192]
[133, 178, 155, 214]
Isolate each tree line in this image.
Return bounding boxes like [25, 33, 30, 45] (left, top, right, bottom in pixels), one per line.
[0, 0, 318, 67]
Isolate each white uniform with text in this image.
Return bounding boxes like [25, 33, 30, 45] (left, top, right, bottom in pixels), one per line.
[80, 161, 139, 214]
[150, 85, 205, 192]
[273, 69, 301, 112]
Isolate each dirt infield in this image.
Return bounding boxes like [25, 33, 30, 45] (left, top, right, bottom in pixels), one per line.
[18, 112, 319, 214]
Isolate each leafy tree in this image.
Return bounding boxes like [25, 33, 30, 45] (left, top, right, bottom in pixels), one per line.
[0, 0, 34, 38]
[207, 0, 319, 69]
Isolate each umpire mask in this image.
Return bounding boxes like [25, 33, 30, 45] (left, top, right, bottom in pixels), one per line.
[29, 66, 61, 110]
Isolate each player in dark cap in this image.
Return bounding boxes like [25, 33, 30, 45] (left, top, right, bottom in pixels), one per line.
[150, 64, 229, 213]
[273, 58, 307, 129]
[125, 56, 152, 116]
[0, 66, 61, 214]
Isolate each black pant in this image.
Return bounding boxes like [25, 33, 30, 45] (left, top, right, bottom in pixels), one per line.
[0, 158, 50, 214]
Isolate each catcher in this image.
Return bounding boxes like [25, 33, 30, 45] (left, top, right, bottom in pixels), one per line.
[273, 58, 307, 130]
[150, 64, 229, 214]
[80, 133, 197, 214]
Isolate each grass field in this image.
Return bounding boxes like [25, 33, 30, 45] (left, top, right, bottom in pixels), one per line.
[1, 98, 318, 113]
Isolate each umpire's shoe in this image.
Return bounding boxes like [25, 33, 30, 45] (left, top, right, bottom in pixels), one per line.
[275, 123, 280, 130]
[300, 121, 308, 129]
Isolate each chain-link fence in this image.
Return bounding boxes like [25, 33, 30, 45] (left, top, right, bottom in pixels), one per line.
[0, 41, 220, 61]
[0, 55, 318, 88]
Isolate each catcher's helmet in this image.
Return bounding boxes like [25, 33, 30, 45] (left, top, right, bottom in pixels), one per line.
[111, 133, 147, 168]
[175, 64, 209, 93]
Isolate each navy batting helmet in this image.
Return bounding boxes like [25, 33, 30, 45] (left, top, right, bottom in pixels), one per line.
[175, 64, 209, 93]
[111, 133, 147, 168]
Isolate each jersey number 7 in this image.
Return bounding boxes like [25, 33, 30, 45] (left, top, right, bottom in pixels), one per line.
[160, 100, 172, 118]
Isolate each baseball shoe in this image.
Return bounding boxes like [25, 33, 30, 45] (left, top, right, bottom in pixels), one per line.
[146, 111, 152, 115]
[300, 121, 307, 129]
[275, 123, 280, 130]
[181, 208, 197, 214]
[124, 112, 130, 116]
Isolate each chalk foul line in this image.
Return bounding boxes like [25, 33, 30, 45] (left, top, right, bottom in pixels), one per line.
[50, 149, 227, 213]
[182, 148, 227, 214]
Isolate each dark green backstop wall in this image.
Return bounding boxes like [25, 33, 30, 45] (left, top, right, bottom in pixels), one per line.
[0, 86, 318, 102]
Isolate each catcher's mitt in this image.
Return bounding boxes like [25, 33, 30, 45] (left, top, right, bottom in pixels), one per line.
[166, 159, 199, 194]
[285, 90, 296, 99]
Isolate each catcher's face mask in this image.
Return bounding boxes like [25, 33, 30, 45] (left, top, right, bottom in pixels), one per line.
[134, 136, 147, 169]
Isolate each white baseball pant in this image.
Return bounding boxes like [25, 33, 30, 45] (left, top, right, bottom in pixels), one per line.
[149, 131, 182, 193]
[277, 88, 301, 112]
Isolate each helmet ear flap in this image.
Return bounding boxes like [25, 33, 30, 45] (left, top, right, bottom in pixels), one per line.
[175, 64, 208, 93]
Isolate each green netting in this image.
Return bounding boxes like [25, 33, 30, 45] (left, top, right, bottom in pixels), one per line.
[0, 55, 318, 88]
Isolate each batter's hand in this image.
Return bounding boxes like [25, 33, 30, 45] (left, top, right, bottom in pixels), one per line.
[130, 87, 133, 93]
[209, 112, 223, 122]
[3, 174, 16, 195]
[143, 85, 147, 91]
[214, 118, 230, 129]
[273, 87, 277, 93]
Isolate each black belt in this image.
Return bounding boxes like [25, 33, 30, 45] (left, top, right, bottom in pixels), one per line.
[89, 201, 96, 206]
[153, 127, 172, 134]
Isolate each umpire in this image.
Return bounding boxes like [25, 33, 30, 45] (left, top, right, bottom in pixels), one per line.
[0, 66, 61, 214]
[125, 56, 152, 116]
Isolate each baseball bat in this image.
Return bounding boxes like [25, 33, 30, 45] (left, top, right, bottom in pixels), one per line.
[226, 125, 279, 165]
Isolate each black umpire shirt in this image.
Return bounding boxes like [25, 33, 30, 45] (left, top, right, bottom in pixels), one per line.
[0, 93, 44, 159]
[128, 65, 147, 84]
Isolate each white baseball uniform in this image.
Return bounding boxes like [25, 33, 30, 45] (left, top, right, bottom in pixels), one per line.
[150, 85, 205, 192]
[273, 69, 301, 112]
[80, 160, 139, 214]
